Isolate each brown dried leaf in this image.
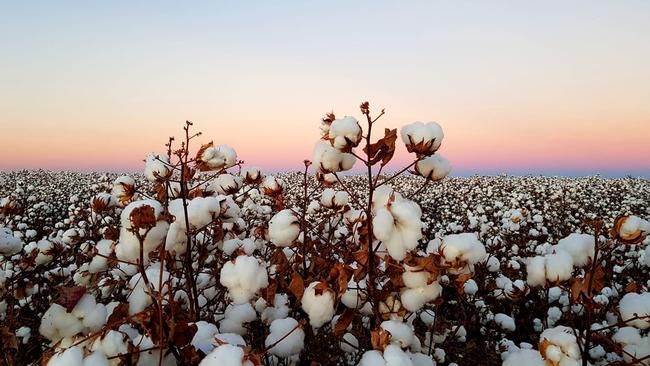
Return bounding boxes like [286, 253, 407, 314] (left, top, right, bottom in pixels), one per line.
[289, 272, 305, 301]
[334, 308, 355, 336]
[55, 286, 87, 312]
[363, 128, 397, 166]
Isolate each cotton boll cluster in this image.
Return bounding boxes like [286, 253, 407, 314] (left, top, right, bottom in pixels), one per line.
[612, 327, 650, 365]
[268, 209, 300, 247]
[415, 155, 451, 181]
[301, 282, 335, 328]
[0, 227, 23, 255]
[39, 294, 107, 343]
[128, 265, 170, 314]
[143, 153, 170, 182]
[219, 303, 257, 335]
[359, 345, 434, 366]
[196, 143, 237, 171]
[539, 326, 581, 366]
[554, 233, 595, 267]
[220, 255, 268, 304]
[502, 348, 545, 366]
[199, 343, 254, 366]
[400, 122, 444, 156]
[265, 317, 305, 358]
[372, 185, 424, 260]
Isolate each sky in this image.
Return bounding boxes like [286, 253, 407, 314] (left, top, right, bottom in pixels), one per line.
[1, 1, 649, 177]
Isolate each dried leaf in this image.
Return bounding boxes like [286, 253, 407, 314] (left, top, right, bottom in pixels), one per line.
[334, 308, 355, 336]
[289, 272, 305, 300]
[363, 128, 397, 166]
[55, 286, 87, 312]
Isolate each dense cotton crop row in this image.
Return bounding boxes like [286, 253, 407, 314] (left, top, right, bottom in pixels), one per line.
[1, 103, 649, 366]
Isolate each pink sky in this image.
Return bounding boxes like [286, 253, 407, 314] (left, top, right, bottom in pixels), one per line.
[1, 2, 649, 177]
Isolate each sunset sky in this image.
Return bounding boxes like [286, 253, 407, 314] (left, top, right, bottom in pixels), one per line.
[1, 1, 649, 177]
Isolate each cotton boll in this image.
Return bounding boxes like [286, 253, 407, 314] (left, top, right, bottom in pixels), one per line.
[502, 349, 545, 366]
[116, 199, 168, 263]
[383, 344, 414, 366]
[83, 352, 110, 366]
[128, 266, 170, 315]
[526, 250, 574, 287]
[555, 233, 595, 267]
[539, 326, 581, 365]
[209, 174, 243, 195]
[619, 292, 650, 329]
[328, 116, 362, 149]
[415, 155, 451, 181]
[220, 303, 257, 335]
[401, 122, 444, 156]
[320, 188, 349, 208]
[111, 176, 136, 203]
[313, 141, 356, 173]
[380, 320, 415, 348]
[240, 166, 263, 184]
[199, 343, 252, 366]
[341, 278, 369, 310]
[220, 255, 269, 304]
[494, 313, 516, 332]
[359, 350, 388, 366]
[261, 294, 290, 323]
[372, 193, 424, 260]
[265, 317, 305, 357]
[268, 209, 300, 247]
[47, 346, 84, 366]
[436, 233, 486, 273]
[88, 240, 114, 273]
[464, 279, 478, 296]
[616, 215, 650, 242]
[0, 227, 23, 255]
[301, 282, 335, 328]
[90, 330, 130, 363]
[197, 144, 238, 171]
[143, 154, 170, 182]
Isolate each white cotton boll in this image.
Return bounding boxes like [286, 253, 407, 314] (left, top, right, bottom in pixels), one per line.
[268, 209, 300, 247]
[545, 250, 574, 283]
[91, 330, 130, 362]
[384, 344, 414, 366]
[199, 144, 238, 170]
[128, 266, 170, 315]
[619, 292, 650, 329]
[415, 155, 451, 181]
[372, 195, 423, 260]
[613, 327, 642, 346]
[116, 199, 168, 262]
[261, 294, 290, 324]
[409, 352, 434, 366]
[220, 303, 257, 335]
[220, 255, 268, 304]
[400, 122, 444, 156]
[0, 227, 23, 255]
[47, 346, 84, 366]
[381, 320, 415, 348]
[341, 278, 368, 310]
[502, 349, 545, 366]
[301, 282, 335, 328]
[340, 332, 359, 353]
[539, 326, 581, 365]
[402, 265, 430, 289]
[437, 233, 486, 273]
[199, 344, 251, 366]
[111, 176, 136, 202]
[265, 317, 305, 357]
[313, 141, 356, 173]
[494, 313, 516, 332]
[526, 256, 546, 287]
[555, 233, 595, 267]
[191, 321, 219, 354]
[464, 279, 478, 296]
[619, 215, 650, 241]
[359, 350, 388, 366]
[83, 352, 110, 366]
[143, 153, 170, 182]
[209, 174, 243, 195]
[240, 166, 263, 183]
[320, 188, 349, 208]
[328, 116, 362, 149]
[89, 240, 114, 273]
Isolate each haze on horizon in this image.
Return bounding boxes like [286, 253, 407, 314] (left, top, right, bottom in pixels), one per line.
[1, 1, 649, 178]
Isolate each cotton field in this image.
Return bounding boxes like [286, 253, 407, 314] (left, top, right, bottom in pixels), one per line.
[1, 104, 650, 366]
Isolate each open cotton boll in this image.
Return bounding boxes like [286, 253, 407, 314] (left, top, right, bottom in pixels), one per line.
[502, 349, 545, 366]
[555, 233, 595, 267]
[90, 330, 130, 364]
[111, 176, 136, 202]
[539, 326, 581, 366]
[619, 292, 650, 329]
[208, 174, 243, 195]
[359, 350, 387, 366]
[90, 193, 118, 212]
[268, 209, 300, 247]
[220, 255, 268, 304]
[525, 250, 574, 287]
[261, 176, 284, 196]
[197, 144, 238, 171]
[341, 278, 370, 311]
[435, 233, 486, 273]
[219, 303, 257, 335]
[143, 153, 170, 182]
[328, 116, 362, 149]
[312, 140, 356, 173]
[240, 166, 263, 184]
[372, 197, 424, 261]
[116, 199, 168, 263]
[617, 215, 650, 242]
[261, 294, 290, 323]
[400, 122, 444, 156]
[320, 188, 349, 208]
[199, 343, 253, 366]
[265, 317, 305, 357]
[83, 352, 110, 366]
[88, 240, 114, 273]
[415, 155, 451, 181]
[39, 304, 82, 342]
[301, 282, 335, 328]
[191, 321, 219, 354]
[400, 282, 442, 312]
[0, 227, 23, 255]
[47, 346, 84, 366]
[128, 266, 170, 315]
[380, 320, 415, 348]
[494, 313, 516, 332]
